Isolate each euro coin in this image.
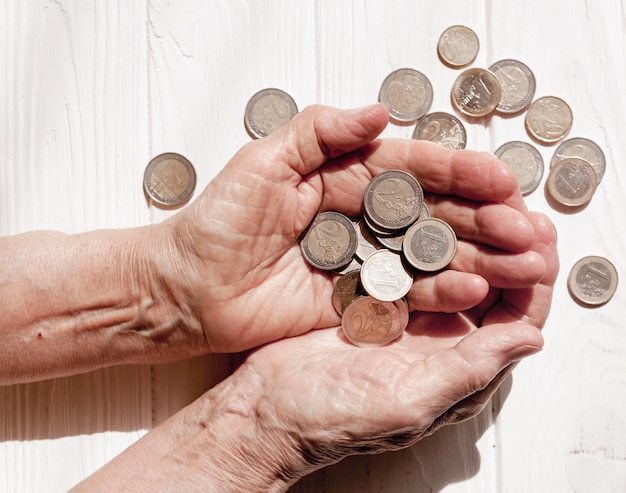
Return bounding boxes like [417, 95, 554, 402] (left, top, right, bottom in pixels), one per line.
[451, 68, 501, 117]
[300, 211, 358, 271]
[364, 170, 424, 232]
[341, 296, 405, 347]
[525, 96, 573, 144]
[360, 249, 413, 302]
[437, 25, 480, 68]
[412, 111, 467, 149]
[143, 152, 197, 208]
[568, 256, 618, 306]
[378, 68, 434, 123]
[244, 88, 298, 139]
[494, 141, 544, 195]
[546, 157, 597, 207]
[488, 59, 536, 114]
[550, 137, 606, 183]
[402, 218, 457, 272]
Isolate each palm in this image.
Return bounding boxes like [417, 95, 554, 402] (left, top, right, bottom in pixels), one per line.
[170, 104, 553, 353]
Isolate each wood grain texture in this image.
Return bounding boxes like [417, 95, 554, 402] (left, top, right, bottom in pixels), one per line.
[1, 1, 625, 491]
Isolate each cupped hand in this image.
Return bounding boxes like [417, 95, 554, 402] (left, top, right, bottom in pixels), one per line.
[166, 103, 544, 352]
[236, 211, 558, 479]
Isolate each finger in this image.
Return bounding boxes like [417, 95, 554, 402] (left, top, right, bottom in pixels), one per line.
[361, 140, 519, 202]
[428, 195, 535, 253]
[406, 271, 489, 313]
[450, 240, 547, 288]
[413, 322, 543, 423]
[272, 103, 390, 175]
[482, 212, 559, 329]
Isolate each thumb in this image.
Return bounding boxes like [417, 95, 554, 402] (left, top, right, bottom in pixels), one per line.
[418, 323, 543, 418]
[271, 103, 390, 175]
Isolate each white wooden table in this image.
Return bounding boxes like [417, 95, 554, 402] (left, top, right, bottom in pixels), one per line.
[2, 1, 625, 491]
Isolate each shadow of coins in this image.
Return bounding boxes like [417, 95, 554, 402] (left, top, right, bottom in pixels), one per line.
[143, 152, 197, 210]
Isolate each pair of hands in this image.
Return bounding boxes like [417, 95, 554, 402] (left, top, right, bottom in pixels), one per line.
[162, 103, 558, 477]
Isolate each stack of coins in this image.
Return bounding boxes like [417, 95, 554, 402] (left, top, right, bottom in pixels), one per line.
[300, 170, 458, 347]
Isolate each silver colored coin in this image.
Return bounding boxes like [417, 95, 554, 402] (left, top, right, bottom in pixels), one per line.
[451, 68, 502, 118]
[437, 25, 480, 68]
[354, 218, 383, 262]
[360, 249, 413, 302]
[546, 158, 597, 207]
[244, 88, 298, 139]
[378, 68, 434, 123]
[332, 269, 365, 315]
[341, 295, 404, 347]
[568, 256, 618, 306]
[300, 211, 358, 271]
[420, 202, 432, 219]
[403, 218, 457, 272]
[412, 112, 467, 150]
[525, 96, 573, 144]
[494, 141, 544, 195]
[375, 229, 406, 253]
[143, 152, 197, 208]
[488, 59, 536, 114]
[364, 170, 424, 231]
[550, 137, 606, 184]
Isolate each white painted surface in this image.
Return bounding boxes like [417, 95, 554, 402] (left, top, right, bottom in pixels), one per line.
[1, 1, 625, 491]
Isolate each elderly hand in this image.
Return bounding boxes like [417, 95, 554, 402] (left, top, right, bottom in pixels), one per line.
[165, 103, 544, 352]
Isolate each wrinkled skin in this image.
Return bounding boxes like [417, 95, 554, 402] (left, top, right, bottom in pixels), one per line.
[168, 104, 548, 353]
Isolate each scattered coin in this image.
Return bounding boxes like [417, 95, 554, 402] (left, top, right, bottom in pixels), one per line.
[300, 211, 358, 271]
[568, 256, 618, 306]
[494, 140, 544, 195]
[332, 269, 365, 315]
[525, 96, 573, 144]
[450, 68, 502, 118]
[403, 218, 457, 271]
[143, 152, 197, 208]
[412, 111, 467, 149]
[378, 68, 434, 123]
[360, 250, 413, 302]
[341, 295, 405, 347]
[244, 88, 298, 139]
[550, 137, 606, 183]
[546, 157, 597, 208]
[364, 170, 424, 231]
[437, 25, 480, 68]
[488, 59, 536, 114]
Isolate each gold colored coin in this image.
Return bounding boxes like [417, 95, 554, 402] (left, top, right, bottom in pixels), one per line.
[525, 96, 573, 144]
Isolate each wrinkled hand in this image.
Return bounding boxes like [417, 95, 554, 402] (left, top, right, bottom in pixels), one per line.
[167, 103, 545, 352]
[233, 210, 558, 480]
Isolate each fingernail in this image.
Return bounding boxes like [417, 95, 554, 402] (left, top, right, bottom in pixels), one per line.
[508, 344, 543, 362]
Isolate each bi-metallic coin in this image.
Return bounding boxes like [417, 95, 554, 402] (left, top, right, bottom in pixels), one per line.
[364, 170, 424, 232]
[402, 218, 457, 272]
[546, 158, 597, 208]
[378, 68, 434, 123]
[488, 59, 536, 114]
[332, 269, 365, 315]
[341, 295, 405, 347]
[550, 137, 606, 184]
[412, 111, 467, 150]
[143, 152, 197, 208]
[451, 68, 502, 118]
[568, 256, 618, 306]
[360, 249, 413, 302]
[300, 211, 358, 271]
[494, 141, 544, 195]
[437, 25, 480, 68]
[244, 88, 298, 139]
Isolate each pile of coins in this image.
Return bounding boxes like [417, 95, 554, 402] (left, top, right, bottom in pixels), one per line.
[300, 169, 458, 347]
